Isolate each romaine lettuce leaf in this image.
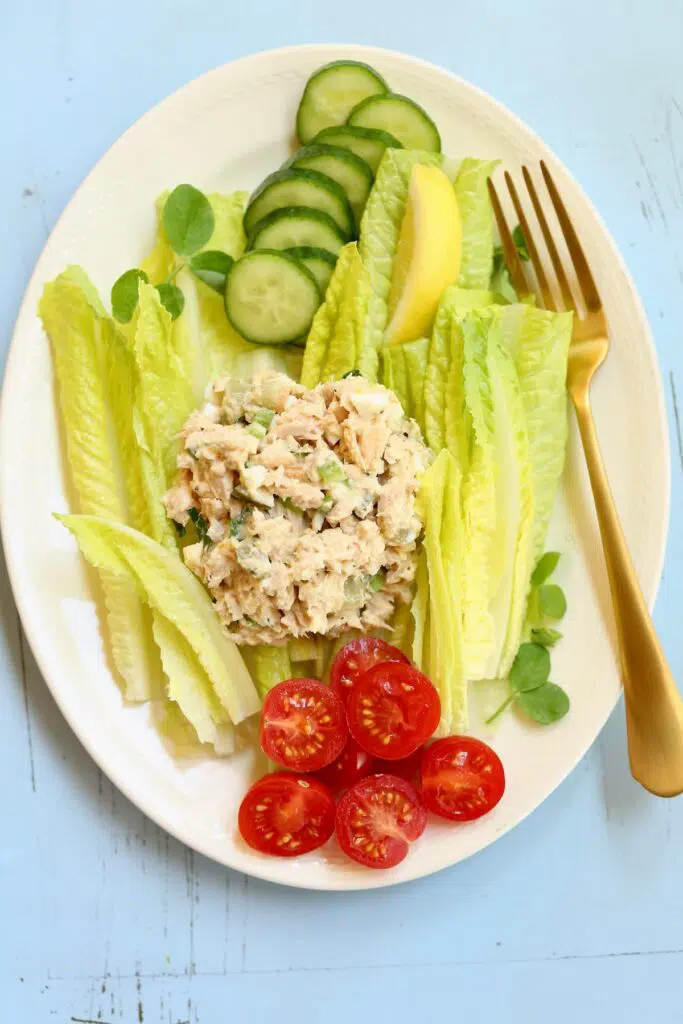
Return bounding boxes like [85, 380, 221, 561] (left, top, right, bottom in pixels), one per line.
[485, 321, 535, 677]
[157, 699, 236, 757]
[141, 190, 248, 285]
[143, 190, 301, 399]
[424, 286, 482, 454]
[417, 450, 467, 733]
[457, 313, 499, 679]
[441, 304, 536, 680]
[388, 600, 415, 659]
[403, 337, 430, 435]
[382, 343, 409, 412]
[301, 243, 374, 386]
[152, 613, 235, 750]
[423, 289, 569, 684]
[39, 268, 162, 701]
[382, 337, 429, 435]
[204, 191, 249, 257]
[453, 159, 499, 289]
[499, 304, 572, 559]
[131, 284, 193, 548]
[58, 515, 261, 726]
[411, 549, 430, 670]
[423, 297, 454, 452]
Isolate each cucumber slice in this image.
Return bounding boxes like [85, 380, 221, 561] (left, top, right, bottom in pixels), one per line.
[284, 246, 337, 293]
[225, 250, 321, 346]
[248, 207, 346, 255]
[348, 93, 441, 153]
[313, 125, 403, 173]
[287, 144, 373, 226]
[244, 167, 354, 240]
[296, 60, 388, 144]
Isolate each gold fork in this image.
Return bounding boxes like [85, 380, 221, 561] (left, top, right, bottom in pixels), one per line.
[489, 162, 683, 798]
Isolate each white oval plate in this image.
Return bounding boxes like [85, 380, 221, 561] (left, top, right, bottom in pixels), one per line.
[0, 45, 670, 890]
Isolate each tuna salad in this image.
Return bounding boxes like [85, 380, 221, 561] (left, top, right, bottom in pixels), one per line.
[164, 371, 432, 645]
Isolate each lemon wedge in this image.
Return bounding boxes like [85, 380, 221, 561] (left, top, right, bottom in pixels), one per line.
[385, 164, 462, 345]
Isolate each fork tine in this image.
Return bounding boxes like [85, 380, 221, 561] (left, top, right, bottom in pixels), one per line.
[487, 179, 529, 299]
[521, 166, 577, 312]
[540, 161, 602, 312]
[503, 171, 555, 310]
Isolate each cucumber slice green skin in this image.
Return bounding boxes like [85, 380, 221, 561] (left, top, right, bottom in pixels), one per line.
[225, 250, 322, 346]
[284, 245, 337, 294]
[286, 143, 373, 228]
[347, 93, 442, 153]
[296, 60, 388, 145]
[244, 167, 354, 240]
[313, 125, 403, 174]
[248, 206, 346, 255]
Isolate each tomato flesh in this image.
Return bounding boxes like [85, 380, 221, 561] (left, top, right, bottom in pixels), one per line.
[314, 738, 376, 792]
[330, 638, 409, 706]
[420, 736, 505, 822]
[238, 773, 335, 857]
[260, 678, 347, 772]
[335, 774, 427, 869]
[346, 663, 441, 759]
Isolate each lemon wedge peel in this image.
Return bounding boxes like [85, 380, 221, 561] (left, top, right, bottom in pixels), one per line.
[385, 164, 463, 346]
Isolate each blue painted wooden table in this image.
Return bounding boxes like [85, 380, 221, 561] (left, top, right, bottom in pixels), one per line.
[2, 2, 683, 1021]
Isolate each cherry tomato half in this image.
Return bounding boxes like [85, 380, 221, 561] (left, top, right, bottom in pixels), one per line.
[330, 638, 409, 706]
[346, 663, 441, 760]
[420, 736, 505, 822]
[238, 773, 335, 857]
[374, 747, 423, 784]
[315, 738, 376, 792]
[260, 678, 347, 772]
[335, 774, 427, 869]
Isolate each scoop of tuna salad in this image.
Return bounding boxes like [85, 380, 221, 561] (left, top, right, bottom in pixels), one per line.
[164, 371, 431, 645]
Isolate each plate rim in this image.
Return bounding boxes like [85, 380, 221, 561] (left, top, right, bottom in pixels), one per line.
[0, 42, 671, 891]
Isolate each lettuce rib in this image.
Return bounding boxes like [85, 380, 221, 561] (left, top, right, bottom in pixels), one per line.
[40, 268, 161, 701]
[416, 451, 467, 733]
[58, 515, 261, 728]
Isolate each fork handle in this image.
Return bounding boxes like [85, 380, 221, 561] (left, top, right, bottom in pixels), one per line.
[571, 388, 683, 797]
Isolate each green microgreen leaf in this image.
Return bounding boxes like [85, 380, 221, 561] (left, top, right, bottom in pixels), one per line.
[111, 268, 148, 323]
[155, 282, 185, 320]
[517, 682, 570, 724]
[512, 224, 530, 260]
[530, 627, 563, 648]
[538, 583, 567, 620]
[189, 249, 234, 293]
[162, 184, 215, 257]
[531, 551, 561, 586]
[509, 642, 551, 693]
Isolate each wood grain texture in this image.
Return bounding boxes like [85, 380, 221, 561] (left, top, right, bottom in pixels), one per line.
[1, 0, 683, 1020]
